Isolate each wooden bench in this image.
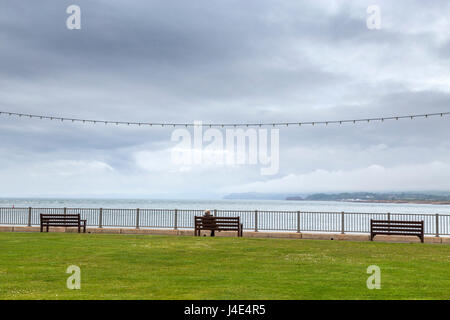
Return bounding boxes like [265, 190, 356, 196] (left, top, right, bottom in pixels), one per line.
[40, 214, 87, 233]
[195, 216, 243, 237]
[370, 219, 424, 243]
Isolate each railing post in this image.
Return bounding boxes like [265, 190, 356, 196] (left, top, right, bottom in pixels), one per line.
[27, 207, 32, 227]
[436, 214, 439, 237]
[99, 208, 103, 228]
[297, 211, 301, 233]
[174, 209, 178, 230]
[387, 212, 391, 235]
[64, 207, 67, 216]
[254, 210, 258, 232]
[341, 211, 345, 234]
[136, 208, 140, 229]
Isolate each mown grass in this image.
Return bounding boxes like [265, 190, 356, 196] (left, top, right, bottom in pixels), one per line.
[0, 232, 449, 300]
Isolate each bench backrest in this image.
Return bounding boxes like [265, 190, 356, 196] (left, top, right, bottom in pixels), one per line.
[40, 214, 81, 223]
[195, 216, 240, 229]
[371, 219, 423, 234]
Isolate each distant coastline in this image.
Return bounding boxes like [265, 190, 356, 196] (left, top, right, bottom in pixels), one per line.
[285, 192, 450, 205]
[223, 192, 450, 205]
[287, 199, 450, 205]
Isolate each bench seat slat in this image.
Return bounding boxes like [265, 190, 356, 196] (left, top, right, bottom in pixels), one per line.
[195, 219, 239, 222]
[198, 227, 241, 230]
[371, 220, 422, 224]
[372, 223, 422, 228]
[372, 231, 422, 234]
[372, 227, 423, 230]
[196, 224, 240, 226]
[371, 232, 423, 236]
[41, 218, 80, 220]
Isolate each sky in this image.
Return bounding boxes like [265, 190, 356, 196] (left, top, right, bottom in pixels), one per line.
[0, 0, 450, 198]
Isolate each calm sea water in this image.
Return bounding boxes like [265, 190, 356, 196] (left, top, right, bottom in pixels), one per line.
[0, 198, 449, 215]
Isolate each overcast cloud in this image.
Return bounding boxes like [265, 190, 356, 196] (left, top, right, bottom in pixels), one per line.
[0, 0, 449, 198]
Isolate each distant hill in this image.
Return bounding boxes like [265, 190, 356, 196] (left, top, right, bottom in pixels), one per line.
[286, 192, 450, 204]
[223, 193, 307, 200]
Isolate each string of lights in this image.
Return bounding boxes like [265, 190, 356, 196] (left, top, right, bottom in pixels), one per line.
[0, 110, 449, 128]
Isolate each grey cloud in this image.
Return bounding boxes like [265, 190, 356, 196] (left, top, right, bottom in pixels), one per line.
[0, 1, 449, 196]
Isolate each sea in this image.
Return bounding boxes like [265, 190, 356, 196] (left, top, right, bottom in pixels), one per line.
[0, 198, 449, 214]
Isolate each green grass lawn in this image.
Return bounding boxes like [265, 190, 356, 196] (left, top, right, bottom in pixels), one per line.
[0, 232, 449, 300]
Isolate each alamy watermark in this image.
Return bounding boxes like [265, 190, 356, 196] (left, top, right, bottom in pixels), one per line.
[66, 5, 81, 30]
[170, 121, 279, 175]
[366, 5, 381, 30]
[366, 265, 381, 289]
[65, 5, 381, 31]
[66, 265, 81, 290]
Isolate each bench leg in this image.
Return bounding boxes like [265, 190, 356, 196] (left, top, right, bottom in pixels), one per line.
[46, 224, 49, 232]
[40, 224, 43, 233]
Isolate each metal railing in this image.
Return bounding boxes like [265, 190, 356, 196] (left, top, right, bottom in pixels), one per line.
[0, 207, 449, 236]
